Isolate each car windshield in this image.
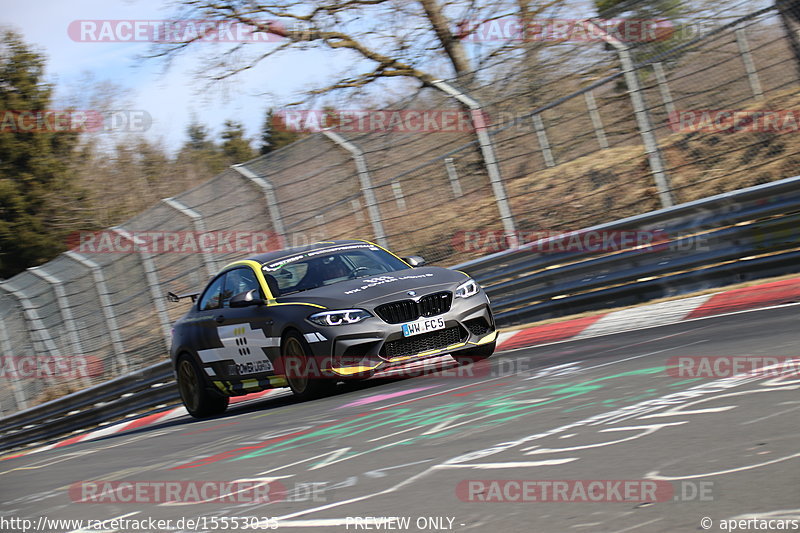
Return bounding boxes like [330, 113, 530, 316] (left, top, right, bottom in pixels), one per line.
[261, 243, 411, 296]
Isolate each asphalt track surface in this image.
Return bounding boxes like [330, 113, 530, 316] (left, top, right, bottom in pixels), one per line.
[2, 306, 799, 533]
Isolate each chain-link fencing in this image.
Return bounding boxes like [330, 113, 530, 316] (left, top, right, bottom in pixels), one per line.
[1, 0, 798, 415]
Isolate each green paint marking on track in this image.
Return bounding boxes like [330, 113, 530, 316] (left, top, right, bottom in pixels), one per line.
[230, 366, 668, 463]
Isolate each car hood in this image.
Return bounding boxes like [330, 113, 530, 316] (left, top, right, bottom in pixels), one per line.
[274, 266, 469, 309]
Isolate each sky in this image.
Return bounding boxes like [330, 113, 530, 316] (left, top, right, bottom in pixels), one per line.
[0, 0, 634, 153]
[4, 0, 764, 153]
[2, 0, 358, 152]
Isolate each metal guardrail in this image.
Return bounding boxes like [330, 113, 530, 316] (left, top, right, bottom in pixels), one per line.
[487, 214, 800, 324]
[454, 175, 800, 325]
[457, 175, 800, 281]
[2, 175, 799, 453]
[0, 361, 176, 451]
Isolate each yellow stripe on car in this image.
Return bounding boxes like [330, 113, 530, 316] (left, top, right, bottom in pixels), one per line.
[388, 341, 469, 362]
[357, 239, 412, 267]
[220, 259, 327, 307]
[242, 379, 260, 392]
[268, 302, 327, 309]
[269, 375, 288, 387]
[468, 330, 498, 346]
[330, 363, 383, 376]
[213, 381, 231, 394]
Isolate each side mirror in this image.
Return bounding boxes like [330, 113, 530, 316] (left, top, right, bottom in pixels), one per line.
[402, 255, 426, 267]
[230, 289, 266, 308]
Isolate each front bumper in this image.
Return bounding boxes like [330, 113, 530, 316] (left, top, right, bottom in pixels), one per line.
[303, 293, 496, 376]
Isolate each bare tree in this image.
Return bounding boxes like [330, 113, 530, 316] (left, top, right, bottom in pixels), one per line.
[155, 0, 570, 101]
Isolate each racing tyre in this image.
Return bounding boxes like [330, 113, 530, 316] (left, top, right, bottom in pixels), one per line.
[177, 354, 229, 418]
[282, 331, 337, 400]
[452, 340, 496, 365]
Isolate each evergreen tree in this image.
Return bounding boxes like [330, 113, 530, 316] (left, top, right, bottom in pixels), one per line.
[259, 108, 302, 155]
[185, 120, 215, 151]
[0, 31, 83, 278]
[178, 118, 225, 174]
[220, 120, 255, 164]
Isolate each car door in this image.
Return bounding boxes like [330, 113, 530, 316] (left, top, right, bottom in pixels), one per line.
[214, 266, 279, 379]
[191, 271, 228, 357]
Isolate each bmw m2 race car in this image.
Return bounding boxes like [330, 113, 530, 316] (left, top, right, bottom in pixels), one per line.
[168, 240, 496, 417]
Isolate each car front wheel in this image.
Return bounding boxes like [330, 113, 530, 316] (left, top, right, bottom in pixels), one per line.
[281, 331, 337, 400]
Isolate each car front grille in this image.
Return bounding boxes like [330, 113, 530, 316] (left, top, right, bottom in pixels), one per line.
[375, 291, 453, 324]
[381, 326, 464, 359]
[419, 291, 453, 317]
[375, 299, 418, 324]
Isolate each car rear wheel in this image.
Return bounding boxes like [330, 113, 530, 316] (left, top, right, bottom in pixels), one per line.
[282, 332, 337, 400]
[452, 340, 496, 365]
[177, 354, 229, 418]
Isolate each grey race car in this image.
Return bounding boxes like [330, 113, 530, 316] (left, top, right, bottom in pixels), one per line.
[168, 240, 496, 417]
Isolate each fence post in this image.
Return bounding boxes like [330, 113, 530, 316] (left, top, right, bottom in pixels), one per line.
[0, 282, 61, 359]
[162, 197, 217, 277]
[0, 282, 61, 391]
[735, 27, 765, 100]
[584, 90, 610, 150]
[652, 62, 677, 118]
[776, 0, 800, 78]
[111, 227, 172, 351]
[230, 164, 287, 246]
[321, 130, 388, 248]
[444, 157, 464, 197]
[313, 215, 327, 244]
[351, 198, 366, 223]
[583, 20, 674, 209]
[430, 80, 518, 245]
[0, 317, 30, 411]
[391, 181, 407, 211]
[532, 114, 556, 167]
[28, 267, 89, 387]
[64, 251, 127, 374]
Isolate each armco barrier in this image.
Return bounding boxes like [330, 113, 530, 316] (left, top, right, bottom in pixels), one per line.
[0, 361, 175, 451]
[455, 176, 800, 325]
[458, 175, 800, 284]
[1, 175, 799, 453]
[487, 214, 800, 323]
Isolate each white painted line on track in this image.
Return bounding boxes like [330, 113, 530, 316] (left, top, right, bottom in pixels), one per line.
[433, 458, 579, 469]
[498, 301, 800, 355]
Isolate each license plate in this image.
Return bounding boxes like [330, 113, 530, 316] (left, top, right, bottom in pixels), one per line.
[402, 317, 446, 337]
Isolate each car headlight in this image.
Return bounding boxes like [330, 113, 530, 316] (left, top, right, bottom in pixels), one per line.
[308, 309, 372, 326]
[455, 278, 480, 299]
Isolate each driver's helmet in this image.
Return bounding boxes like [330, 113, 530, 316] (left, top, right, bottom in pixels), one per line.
[322, 255, 350, 279]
